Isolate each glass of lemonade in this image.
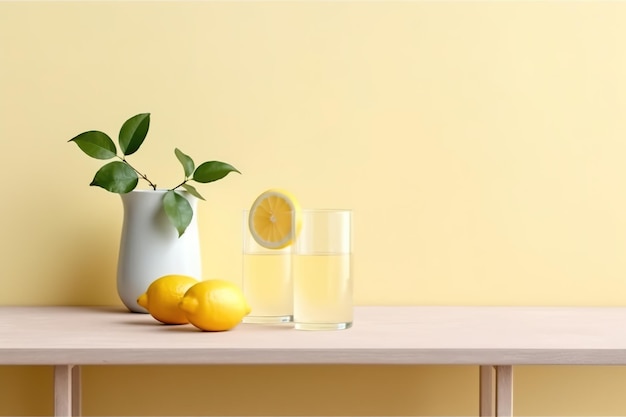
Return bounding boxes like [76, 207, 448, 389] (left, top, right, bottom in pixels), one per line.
[293, 209, 353, 330]
[242, 209, 293, 323]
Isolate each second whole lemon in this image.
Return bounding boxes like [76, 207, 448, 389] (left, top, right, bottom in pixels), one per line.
[137, 274, 199, 324]
[179, 279, 251, 331]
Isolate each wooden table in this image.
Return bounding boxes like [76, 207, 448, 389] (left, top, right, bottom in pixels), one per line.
[2, 305, 626, 416]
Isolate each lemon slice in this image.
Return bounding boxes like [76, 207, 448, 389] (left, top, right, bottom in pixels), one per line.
[249, 189, 301, 249]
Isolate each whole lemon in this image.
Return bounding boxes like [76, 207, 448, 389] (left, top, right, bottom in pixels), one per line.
[179, 279, 251, 331]
[137, 275, 199, 324]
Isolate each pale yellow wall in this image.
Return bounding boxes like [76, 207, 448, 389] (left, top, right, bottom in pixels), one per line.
[2, 1, 626, 415]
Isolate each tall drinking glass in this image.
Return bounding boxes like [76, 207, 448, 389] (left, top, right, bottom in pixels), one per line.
[242, 209, 293, 323]
[293, 209, 353, 330]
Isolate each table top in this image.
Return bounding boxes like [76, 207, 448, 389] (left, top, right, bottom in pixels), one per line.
[1, 305, 626, 365]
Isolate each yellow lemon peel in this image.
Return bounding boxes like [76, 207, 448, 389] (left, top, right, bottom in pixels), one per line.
[248, 189, 301, 249]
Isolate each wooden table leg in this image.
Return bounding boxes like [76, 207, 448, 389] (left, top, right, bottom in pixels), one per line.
[72, 365, 82, 416]
[54, 365, 81, 417]
[496, 365, 513, 417]
[480, 365, 495, 417]
[54, 365, 72, 417]
[480, 365, 513, 417]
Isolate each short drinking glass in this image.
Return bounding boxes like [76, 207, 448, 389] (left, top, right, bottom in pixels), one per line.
[293, 209, 353, 330]
[242, 209, 293, 323]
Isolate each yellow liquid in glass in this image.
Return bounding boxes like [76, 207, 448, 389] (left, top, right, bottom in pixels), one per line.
[242, 253, 292, 318]
[293, 253, 352, 327]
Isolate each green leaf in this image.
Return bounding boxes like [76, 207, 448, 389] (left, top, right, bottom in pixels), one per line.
[162, 190, 193, 237]
[175, 148, 195, 178]
[90, 161, 139, 193]
[192, 161, 241, 184]
[181, 183, 205, 200]
[119, 113, 150, 156]
[68, 131, 117, 160]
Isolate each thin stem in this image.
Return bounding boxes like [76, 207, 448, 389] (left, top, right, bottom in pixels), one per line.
[169, 179, 188, 191]
[117, 156, 157, 190]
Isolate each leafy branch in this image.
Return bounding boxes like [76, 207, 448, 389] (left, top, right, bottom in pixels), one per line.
[68, 113, 241, 237]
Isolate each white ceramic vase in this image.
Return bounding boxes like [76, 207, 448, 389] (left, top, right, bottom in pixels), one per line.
[117, 190, 202, 312]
